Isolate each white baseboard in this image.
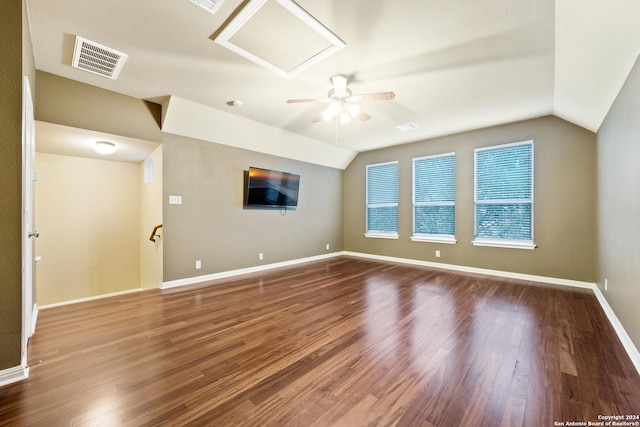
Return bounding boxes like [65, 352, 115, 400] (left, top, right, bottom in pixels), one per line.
[38, 288, 143, 310]
[0, 365, 29, 388]
[164, 250, 593, 291]
[161, 252, 341, 289]
[343, 251, 595, 289]
[31, 303, 38, 337]
[592, 286, 640, 376]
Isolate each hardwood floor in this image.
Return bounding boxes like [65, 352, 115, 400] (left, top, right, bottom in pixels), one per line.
[1, 256, 639, 426]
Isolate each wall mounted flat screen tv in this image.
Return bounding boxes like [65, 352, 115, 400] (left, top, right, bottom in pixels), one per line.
[244, 167, 300, 209]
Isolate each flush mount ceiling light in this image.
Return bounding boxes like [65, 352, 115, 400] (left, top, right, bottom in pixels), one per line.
[214, 0, 345, 78]
[94, 141, 117, 155]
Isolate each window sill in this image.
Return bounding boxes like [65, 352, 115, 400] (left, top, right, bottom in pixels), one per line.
[364, 232, 399, 240]
[410, 235, 457, 244]
[472, 239, 537, 250]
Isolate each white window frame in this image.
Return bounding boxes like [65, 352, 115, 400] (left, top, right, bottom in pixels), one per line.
[411, 152, 457, 244]
[365, 160, 399, 239]
[473, 140, 535, 250]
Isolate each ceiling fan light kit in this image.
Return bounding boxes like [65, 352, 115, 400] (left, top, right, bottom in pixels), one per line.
[345, 103, 360, 117]
[288, 75, 395, 124]
[322, 99, 361, 123]
[327, 101, 342, 115]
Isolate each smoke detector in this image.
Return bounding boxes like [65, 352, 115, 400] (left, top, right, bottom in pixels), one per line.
[397, 122, 419, 132]
[72, 36, 128, 80]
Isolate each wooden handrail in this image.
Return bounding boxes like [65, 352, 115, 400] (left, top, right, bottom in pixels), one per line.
[149, 224, 163, 242]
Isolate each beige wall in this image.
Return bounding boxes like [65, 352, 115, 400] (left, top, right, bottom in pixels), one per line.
[344, 116, 597, 282]
[35, 153, 141, 305]
[140, 145, 164, 289]
[33, 72, 343, 286]
[162, 134, 343, 282]
[22, 0, 35, 98]
[35, 71, 163, 144]
[32, 72, 164, 303]
[0, 0, 26, 370]
[597, 55, 640, 350]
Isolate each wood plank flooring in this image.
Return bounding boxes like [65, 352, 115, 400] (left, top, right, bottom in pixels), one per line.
[1, 256, 639, 426]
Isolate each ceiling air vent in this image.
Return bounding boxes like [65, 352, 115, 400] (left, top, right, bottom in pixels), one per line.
[72, 36, 128, 80]
[397, 122, 419, 132]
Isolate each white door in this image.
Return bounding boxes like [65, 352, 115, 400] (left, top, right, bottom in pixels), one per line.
[22, 76, 36, 367]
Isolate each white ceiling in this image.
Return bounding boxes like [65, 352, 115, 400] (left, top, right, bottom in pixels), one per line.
[35, 121, 160, 164]
[26, 0, 640, 168]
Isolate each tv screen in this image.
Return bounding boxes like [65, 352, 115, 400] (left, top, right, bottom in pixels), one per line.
[245, 167, 300, 209]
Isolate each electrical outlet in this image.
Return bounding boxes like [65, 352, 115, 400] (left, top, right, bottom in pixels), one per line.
[604, 278, 608, 291]
[195, 260, 201, 269]
[259, 253, 263, 261]
[435, 250, 441, 258]
[326, 243, 330, 250]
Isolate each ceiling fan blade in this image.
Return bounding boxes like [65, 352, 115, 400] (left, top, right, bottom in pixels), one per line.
[357, 111, 371, 121]
[286, 97, 328, 104]
[350, 91, 396, 102]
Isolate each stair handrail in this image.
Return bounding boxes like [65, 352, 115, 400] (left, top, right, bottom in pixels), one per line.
[149, 224, 163, 242]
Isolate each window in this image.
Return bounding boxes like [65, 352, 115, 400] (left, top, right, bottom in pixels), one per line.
[474, 141, 534, 249]
[412, 153, 456, 243]
[144, 156, 155, 183]
[365, 161, 399, 238]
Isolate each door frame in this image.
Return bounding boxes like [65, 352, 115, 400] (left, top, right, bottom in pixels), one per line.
[22, 75, 35, 369]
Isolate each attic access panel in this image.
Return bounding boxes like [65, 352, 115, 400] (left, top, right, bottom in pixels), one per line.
[214, 0, 345, 78]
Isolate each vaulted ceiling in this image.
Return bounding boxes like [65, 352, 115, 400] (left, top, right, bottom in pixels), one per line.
[26, 0, 640, 168]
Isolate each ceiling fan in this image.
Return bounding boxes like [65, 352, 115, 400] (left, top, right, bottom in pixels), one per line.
[286, 75, 396, 124]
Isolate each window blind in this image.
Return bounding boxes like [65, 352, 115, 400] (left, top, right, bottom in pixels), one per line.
[366, 162, 398, 235]
[413, 154, 455, 237]
[475, 142, 533, 242]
